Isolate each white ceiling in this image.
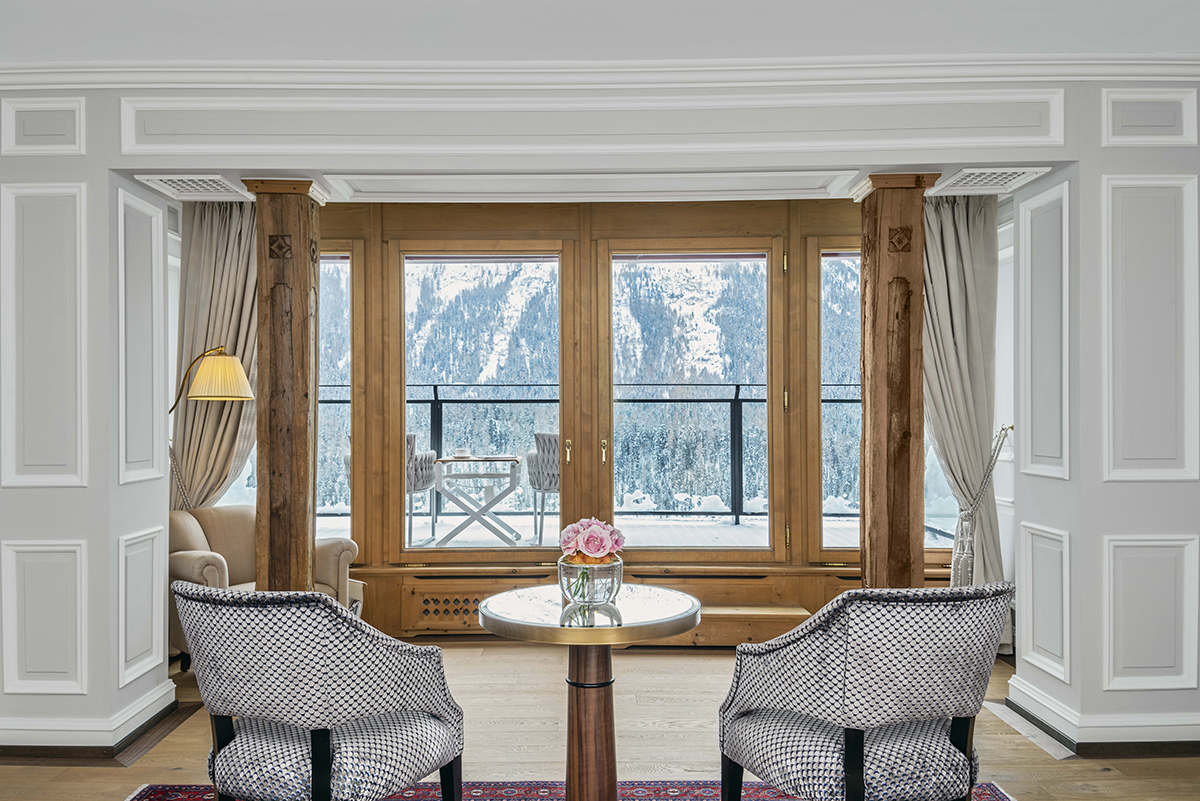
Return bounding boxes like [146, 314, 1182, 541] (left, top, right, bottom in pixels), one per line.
[2, 1, 1198, 66]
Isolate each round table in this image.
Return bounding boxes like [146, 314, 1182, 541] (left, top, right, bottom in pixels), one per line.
[479, 584, 701, 801]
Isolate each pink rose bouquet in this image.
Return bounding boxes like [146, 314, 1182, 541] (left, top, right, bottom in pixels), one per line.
[560, 518, 623, 564]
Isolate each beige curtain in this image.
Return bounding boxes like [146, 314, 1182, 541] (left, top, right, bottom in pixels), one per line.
[922, 196, 1011, 644]
[170, 203, 257, 510]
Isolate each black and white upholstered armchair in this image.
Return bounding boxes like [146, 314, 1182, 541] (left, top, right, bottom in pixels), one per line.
[525, 432, 560, 545]
[719, 582, 1014, 801]
[172, 581, 464, 801]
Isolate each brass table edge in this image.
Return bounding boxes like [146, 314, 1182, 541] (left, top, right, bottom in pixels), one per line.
[477, 588, 702, 646]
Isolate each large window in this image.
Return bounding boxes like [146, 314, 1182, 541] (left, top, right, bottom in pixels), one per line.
[611, 253, 770, 549]
[403, 255, 560, 548]
[316, 254, 353, 537]
[216, 254, 352, 543]
[819, 252, 955, 551]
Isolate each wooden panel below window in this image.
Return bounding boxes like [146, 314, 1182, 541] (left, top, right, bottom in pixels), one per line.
[398, 574, 554, 635]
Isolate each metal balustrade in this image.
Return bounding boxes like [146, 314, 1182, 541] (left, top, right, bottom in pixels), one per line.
[317, 382, 770, 524]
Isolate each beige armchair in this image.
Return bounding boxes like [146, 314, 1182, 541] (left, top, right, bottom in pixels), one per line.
[168, 505, 359, 668]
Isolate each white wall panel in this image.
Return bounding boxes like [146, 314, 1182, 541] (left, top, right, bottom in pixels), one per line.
[1103, 88, 1198, 147]
[0, 183, 88, 487]
[0, 98, 85, 156]
[0, 541, 87, 694]
[1019, 182, 1070, 479]
[1104, 534, 1199, 690]
[120, 90, 1064, 156]
[117, 189, 165, 484]
[118, 528, 165, 687]
[1102, 175, 1199, 481]
[1020, 523, 1070, 682]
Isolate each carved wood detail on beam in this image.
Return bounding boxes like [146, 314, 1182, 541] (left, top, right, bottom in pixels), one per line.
[859, 173, 938, 589]
[253, 189, 320, 592]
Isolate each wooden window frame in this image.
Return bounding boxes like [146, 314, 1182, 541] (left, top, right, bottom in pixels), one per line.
[599, 236, 789, 565]
[319, 240, 367, 566]
[387, 239, 568, 567]
[802, 236, 954, 569]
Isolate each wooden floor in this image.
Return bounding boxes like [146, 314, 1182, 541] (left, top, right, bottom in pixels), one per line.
[3, 640, 1199, 801]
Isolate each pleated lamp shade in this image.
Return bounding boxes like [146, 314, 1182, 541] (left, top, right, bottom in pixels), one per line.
[187, 353, 254, 402]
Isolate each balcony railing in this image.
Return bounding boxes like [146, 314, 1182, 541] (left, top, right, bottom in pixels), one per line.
[317, 382, 768, 524]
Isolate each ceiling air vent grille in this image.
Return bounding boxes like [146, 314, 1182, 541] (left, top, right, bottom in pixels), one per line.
[134, 174, 254, 202]
[926, 167, 1052, 196]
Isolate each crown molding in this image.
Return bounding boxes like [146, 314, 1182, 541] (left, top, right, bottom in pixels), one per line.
[1, 54, 1198, 90]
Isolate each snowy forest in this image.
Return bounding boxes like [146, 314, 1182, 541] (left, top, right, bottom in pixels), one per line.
[219, 253, 957, 546]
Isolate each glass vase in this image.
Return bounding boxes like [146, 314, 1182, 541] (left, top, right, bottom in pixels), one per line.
[558, 555, 623, 606]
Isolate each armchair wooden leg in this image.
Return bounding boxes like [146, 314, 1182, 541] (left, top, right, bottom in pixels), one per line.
[179, 653, 191, 673]
[844, 728, 865, 801]
[210, 715, 236, 801]
[721, 753, 743, 801]
[440, 754, 462, 801]
[311, 729, 333, 801]
[950, 716, 976, 801]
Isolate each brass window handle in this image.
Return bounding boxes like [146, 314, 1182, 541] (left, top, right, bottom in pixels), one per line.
[565, 439, 572, 465]
[601, 439, 608, 465]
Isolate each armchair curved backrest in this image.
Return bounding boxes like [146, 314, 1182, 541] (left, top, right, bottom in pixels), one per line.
[172, 581, 463, 744]
[720, 582, 1013, 735]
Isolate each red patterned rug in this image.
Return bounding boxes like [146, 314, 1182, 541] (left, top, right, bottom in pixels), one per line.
[124, 781, 1015, 801]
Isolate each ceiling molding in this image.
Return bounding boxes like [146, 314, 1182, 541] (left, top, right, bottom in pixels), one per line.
[118, 90, 1064, 156]
[324, 170, 860, 203]
[2, 54, 1199, 90]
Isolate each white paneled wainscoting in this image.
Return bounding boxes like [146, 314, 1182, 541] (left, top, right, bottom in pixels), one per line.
[0, 173, 175, 751]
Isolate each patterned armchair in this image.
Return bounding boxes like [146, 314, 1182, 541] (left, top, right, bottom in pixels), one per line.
[173, 582, 463, 801]
[719, 582, 1014, 801]
[525, 432, 560, 545]
[406, 433, 438, 545]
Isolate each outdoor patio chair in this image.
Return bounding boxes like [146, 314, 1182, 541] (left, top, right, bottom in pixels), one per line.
[172, 581, 464, 801]
[719, 582, 1015, 801]
[406, 433, 438, 545]
[526, 432, 560, 545]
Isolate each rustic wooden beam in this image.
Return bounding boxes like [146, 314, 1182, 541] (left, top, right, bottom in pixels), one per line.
[247, 181, 321, 592]
[858, 173, 939, 589]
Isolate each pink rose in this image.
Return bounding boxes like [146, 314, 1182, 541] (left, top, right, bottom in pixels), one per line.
[559, 522, 583, 554]
[610, 528, 625, 551]
[579, 526, 613, 558]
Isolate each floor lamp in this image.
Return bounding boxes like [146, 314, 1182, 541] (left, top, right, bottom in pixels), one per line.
[169, 346, 254, 508]
[169, 345, 253, 413]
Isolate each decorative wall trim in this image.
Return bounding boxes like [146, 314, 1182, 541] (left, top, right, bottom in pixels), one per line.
[117, 189, 166, 485]
[0, 97, 84, 156]
[1007, 674, 1082, 738]
[1019, 180, 1070, 480]
[1103, 534, 1199, 691]
[325, 170, 860, 203]
[0, 183, 88, 488]
[0, 680, 175, 747]
[117, 527, 166, 688]
[3, 54, 1199, 90]
[1009, 675, 1200, 743]
[0, 540, 88, 695]
[995, 496, 1016, 509]
[120, 89, 1064, 156]
[1103, 88, 1198, 147]
[1101, 175, 1200, 481]
[1019, 522, 1071, 683]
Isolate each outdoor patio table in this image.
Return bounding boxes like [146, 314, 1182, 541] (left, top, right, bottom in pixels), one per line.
[433, 455, 523, 546]
[479, 584, 701, 801]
